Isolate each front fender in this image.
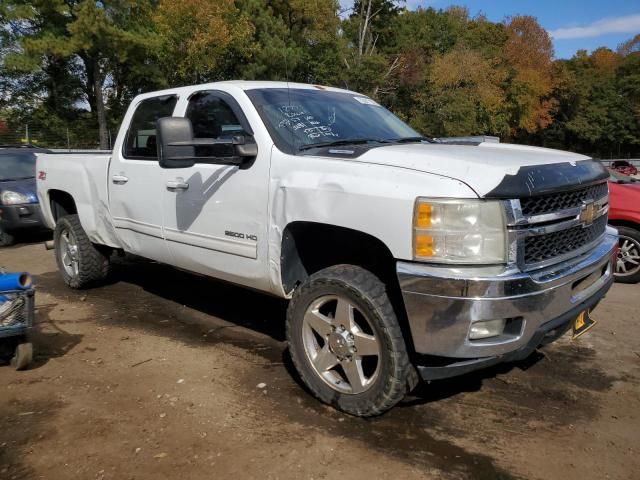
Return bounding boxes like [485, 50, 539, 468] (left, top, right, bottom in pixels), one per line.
[267, 149, 478, 295]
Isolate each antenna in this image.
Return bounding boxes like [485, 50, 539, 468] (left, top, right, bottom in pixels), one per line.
[283, 33, 291, 102]
[284, 33, 290, 86]
[282, 32, 293, 147]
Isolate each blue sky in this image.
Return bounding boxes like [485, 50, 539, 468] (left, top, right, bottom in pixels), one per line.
[342, 1, 640, 59]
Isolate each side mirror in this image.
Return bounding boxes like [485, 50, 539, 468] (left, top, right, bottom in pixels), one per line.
[156, 117, 258, 169]
[156, 117, 196, 169]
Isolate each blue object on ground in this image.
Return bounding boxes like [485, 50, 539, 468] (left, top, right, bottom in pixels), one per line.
[0, 272, 32, 291]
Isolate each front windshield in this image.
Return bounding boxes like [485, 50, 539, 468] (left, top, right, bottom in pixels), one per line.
[245, 88, 420, 153]
[0, 152, 36, 180]
[609, 168, 637, 183]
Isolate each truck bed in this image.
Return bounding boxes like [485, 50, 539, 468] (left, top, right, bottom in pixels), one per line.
[35, 151, 122, 248]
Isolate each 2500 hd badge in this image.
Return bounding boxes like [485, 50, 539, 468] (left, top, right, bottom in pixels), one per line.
[225, 230, 258, 242]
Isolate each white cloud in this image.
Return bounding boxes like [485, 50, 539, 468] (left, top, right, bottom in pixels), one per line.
[549, 14, 640, 40]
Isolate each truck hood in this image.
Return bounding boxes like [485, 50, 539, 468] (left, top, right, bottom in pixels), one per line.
[354, 142, 608, 198]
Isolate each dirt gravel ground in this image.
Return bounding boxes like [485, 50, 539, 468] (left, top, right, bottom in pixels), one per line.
[0, 240, 639, 480]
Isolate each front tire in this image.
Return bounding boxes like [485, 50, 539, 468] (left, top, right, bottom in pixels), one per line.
[54, 215, 111, 289]
[286, 265, 414, 417]
[615, 226, 640, 284]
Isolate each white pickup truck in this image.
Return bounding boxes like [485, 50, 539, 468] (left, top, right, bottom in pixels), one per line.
[36, 81, 617, 416]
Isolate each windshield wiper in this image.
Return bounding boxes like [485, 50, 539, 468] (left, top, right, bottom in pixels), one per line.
[298, 138, 391, 151]
[389, 136, 435, 144]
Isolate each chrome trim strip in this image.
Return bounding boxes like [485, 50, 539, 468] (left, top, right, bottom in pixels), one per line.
[502, 200, 520, 266]
[164, 227, 257, 259]
[112, 216, 163, 239]
[508, 193, 609, 227]
[520, 205, 608, 237]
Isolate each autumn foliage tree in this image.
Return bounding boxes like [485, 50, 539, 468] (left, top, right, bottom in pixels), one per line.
[153, 0, 254, 86]
[0, 1, 638, 157]
[503, 16, 555, 134]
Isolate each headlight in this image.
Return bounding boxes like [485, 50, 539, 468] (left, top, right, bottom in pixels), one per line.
[0, 190, 30, 205]
[413, 198, 507, 264]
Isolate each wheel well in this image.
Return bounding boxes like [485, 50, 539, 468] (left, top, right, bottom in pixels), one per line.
[281, 221, 414, 352]
[281, 222, 398, 294]
[608, 219, 640, 232]
[49, 190, 77, 221]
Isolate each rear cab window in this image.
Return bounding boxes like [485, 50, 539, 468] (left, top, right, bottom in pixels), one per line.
[124, 95, 178, 160]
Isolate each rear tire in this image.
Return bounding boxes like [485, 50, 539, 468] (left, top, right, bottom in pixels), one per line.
[0, 228, 15, 247]
[54, 214, 111, 289]
[286, 265, 414, 417]
[614, 226, 640, 284]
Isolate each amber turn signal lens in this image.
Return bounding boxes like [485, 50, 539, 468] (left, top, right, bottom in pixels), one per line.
[415, 234, 434, 257]
[415, 203, 432, 228]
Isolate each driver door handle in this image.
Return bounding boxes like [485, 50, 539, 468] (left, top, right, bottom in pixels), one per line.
[166, 180, 189, 191]
[111, 174, 129, 185]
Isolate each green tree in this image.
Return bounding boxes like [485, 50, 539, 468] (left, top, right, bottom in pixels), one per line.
[532, 43, 640, 158]
[1, 0, 158, 148]
[339, 0, 404, 96]
[235, 0, 342, 84]
[153, 0, 254, 86]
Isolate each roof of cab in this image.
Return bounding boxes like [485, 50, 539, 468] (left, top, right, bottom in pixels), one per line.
[133, 80, 358, 103]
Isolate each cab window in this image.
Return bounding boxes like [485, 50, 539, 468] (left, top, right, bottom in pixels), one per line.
[124, 95, 178, 159]
[186, 92, 249, 158]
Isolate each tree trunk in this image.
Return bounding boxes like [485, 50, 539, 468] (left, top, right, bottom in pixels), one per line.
[80, 53, 97, 120]
[80, 53, 109, 149]
[92, 57, 109, 150]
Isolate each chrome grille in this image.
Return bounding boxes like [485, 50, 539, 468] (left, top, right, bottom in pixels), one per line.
[520, 183, 609, 217]
[507, 181, 610, 270]
[524, 215, 608, 265]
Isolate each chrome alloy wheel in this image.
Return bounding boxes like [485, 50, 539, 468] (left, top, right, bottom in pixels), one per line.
[302, 295, 381, 394]
[616, 235, 640, 277]
[59, 228, 80, 278]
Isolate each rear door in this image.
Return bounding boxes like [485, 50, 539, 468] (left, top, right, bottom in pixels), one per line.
[108, 94, 178, 261]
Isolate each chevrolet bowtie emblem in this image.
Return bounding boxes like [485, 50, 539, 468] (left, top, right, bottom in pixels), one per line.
[579, 201, 597, 226]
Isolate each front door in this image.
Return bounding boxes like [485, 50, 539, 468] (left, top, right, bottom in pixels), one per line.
[161, 90, 271, 291]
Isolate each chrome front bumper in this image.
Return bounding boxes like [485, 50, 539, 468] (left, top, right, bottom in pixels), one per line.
[397, 230, 617, 365]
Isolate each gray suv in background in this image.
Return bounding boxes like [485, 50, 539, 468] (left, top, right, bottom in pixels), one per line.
[0, 147, 48, 246]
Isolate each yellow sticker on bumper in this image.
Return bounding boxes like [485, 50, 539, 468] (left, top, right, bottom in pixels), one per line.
[572, 310, 597, 339]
